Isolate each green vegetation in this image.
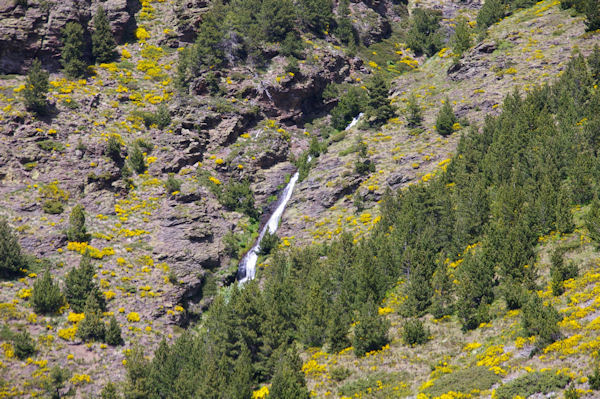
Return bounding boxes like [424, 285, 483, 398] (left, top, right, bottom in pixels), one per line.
[452, 17, 472, 57]
[105, 316, 123, 346]
[61, 22, 87, 78]
[106, 135, 122, 161]
[42, 199, 64, 215]
[22, 59, 49, 115]
[406, 8, 442, 56]
[259, 231, 280, 256]
[423, 366, 500, 398]
[128, 144, 147, 174]
[66, 204, 91, 242]
[494, 370, 570, 399]
[77, 294, 106, 342]
[64, 254, 106, 313]
[353, 299, 390, 357]
[32, 270, 64, 314]
[13, 331, 36, 360]
[331, 87, 366, 130]
[165, 174, 181, 194]
[138, 104, 171, 129]
[521, 293, 561, 349]
[401, 319, 430, 345]
[365, 72, 395, 127]
[217, 179, 259, 220]
[405, 93, 423, 128]
[476, 0, 504, 30]
[0, 219, 26, 277]
[435, 99, 458, 136]
[91, 6, 117, 63]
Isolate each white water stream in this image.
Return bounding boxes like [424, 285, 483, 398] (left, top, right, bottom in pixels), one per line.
[237, 113, 362, 283]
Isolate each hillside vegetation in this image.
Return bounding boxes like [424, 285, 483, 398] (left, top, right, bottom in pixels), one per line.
[0, 0, 599, 397]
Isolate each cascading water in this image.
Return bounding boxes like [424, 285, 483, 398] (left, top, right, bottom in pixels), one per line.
[237, 113, 362, 283]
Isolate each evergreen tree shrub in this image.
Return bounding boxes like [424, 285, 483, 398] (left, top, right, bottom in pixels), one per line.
[105, 315, 123, 346]
[402, 319, 430, 345]
[64, 254, 106, 313]
[66, 204, 90, 242]
[0, 218, 26, 277]
[406, 8, 443, 56]
[452, 17, 472, 57]
[585, 197, 600, 247]
[436, 99, 458, 136]
[76, 293, 106, 342]
[405, 93, 423, 127]
[128, 145, 146, 174]
[22, 59, 49, 115]
[521, 293, 561, 349]
[365, 72, 395, 127]
[92, 6, 117, 63]
[270, 347, 310, 399]
[353, 299, 390, 357]
[32, 270, 65, 314]
[476, 0, 504, 30]
[13, 331, 36, 360]
[61, 22, 87, 78]
[106, 135, 122, 161]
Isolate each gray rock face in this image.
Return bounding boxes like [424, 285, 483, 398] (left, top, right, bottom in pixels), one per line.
[0, 0, 140, 74]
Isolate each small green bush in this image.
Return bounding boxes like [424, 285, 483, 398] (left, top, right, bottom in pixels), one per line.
[218, 179, 259, 219]
[521, 293, 561, 349]
[38, 140, 65, 152]
[435, 99, 458, 136]
[138, 105, 171, 129]
[106, 135, 122, 161]
[494, 370, 570, 399]
[353, 300, 389, 357]
[550, 248, 578, 296]
[76, 294, 106, 342]
[105, 316, 123, 346]
[22, 59, 49, 115]
[402, 319, 430, 345]
[476, 0, 504, 30]
[405, 93, 423, 127]
[330, 366, 351, 382]
[165, 174, 181, 194]
[589, 364, 600, 390]
[0, 219, 26, 277]
[42, 199, 64, 215]
[13, 331, 36, 360]
[66, 204, 90, 243]
[32, 270, 65, 314]
[406, 8, 443, 56]
[128, 145, 146, 174]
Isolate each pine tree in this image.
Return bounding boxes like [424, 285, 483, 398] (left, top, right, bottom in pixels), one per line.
[66, 204, 90, 242]
[22, 59, 49, 115]
[583, 0, 600, 31]
[299, 0, 333, 35]
[64, 254, 106, 313]
[61, 22, 87, 78]
[298, 281, 328, 347]
[555, 183, 574, 234]
[476, 0, 504, 30]
[326, 296, 351, 353]
[76, 293, 106, 342]
[585, 196, 600, 247]
[0, 218, 26, 277]
[101, 382, 120, 399]
[32, 270, 65, 314]
[105, 315, 123, 346]
[435, 99, 458, 136]
[227, 345, 253, 399]
[452, 17, 472, 57]
[92, 6, 117, 63]
[405, 93, 423, 127]
[406, 8, 443, 56]
[352, 298, 390, 357]
[365, 73, 395, 127]
[456, 251, 494, 331]
[128, 145, 146, 174]
[270, 346, 310, 399]
[259, 0, 295, 41]
[13, 331, 36, 360]
[521, 293, 561, 348]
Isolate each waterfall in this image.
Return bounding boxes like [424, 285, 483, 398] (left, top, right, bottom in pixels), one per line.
[237, 170, 300, 283]
[237, 113, 362, 283]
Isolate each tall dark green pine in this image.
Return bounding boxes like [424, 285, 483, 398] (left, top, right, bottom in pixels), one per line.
[298, 281, 328, 347]
[22, 59, 49, 115]
[0, 218, 26, 277]
[406, 8, 443, 56]
[227, 344, 254, 399]
[456, 251, 494, 331]
[452, 17, 472, 57]
[430, 262, 454, 319]
[105, 315, 123, 346]
[64, 254, 106, 313]
[476, 0, 504, 29]
[366, 73, 395, 127]
[352, 298, 390, 357]
[32, 270, 65, 314]
[326, 296, 351, 353]
[435, 99, 458, 136]
[259, 0, 295, 41]
[586, 197, 600, 247]
[61, 22, 87, 78]
[269, 346, 310, 399]
[406, 93, 423, 127]
[66, 204, 90, 242]
[92, 6, 117, 63]
[555, 183, 574, 234]
[76, 293, 106, 342]
[583, 0, 600, 31]
[521, 293, 561, 348]
[299, 0, 333, 35]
